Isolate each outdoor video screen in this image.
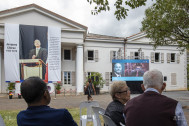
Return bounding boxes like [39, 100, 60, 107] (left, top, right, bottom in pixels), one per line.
[112, 59, 149, 81]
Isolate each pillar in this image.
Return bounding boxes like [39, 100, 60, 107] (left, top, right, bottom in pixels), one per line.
[76, 45, 84, 94]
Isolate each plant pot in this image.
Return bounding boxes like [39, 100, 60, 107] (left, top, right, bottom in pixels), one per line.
[9, 95, 13, 99]
[18, 95, 21, 99]
[57, 90, 61, 94]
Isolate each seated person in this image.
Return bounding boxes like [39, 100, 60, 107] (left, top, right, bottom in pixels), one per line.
[105, 81, 130, 126]
[17, 77, 77, 126]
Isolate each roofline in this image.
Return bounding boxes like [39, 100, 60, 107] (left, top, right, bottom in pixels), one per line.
[0, 4, 88, 31]
[127, 32, 146, 41]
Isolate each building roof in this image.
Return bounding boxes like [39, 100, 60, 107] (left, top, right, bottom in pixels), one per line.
[0, 4, 88, 31]
[87, 33, 125, 40]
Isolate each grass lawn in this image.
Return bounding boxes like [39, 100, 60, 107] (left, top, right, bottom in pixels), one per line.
[0, 108, 103, 126]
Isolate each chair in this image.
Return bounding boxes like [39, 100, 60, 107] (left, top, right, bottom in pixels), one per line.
[92, 106, 105, 126]
[0, 115, 5, 126]
[98, 112, 117, 126]
[79, 101, 99, 126]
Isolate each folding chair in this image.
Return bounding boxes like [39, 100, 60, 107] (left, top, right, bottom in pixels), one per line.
[98, 112, 117, 126]
[92, 106, 105, 126]
[79, 101, 99, 126]
[0, 115, 5, 126]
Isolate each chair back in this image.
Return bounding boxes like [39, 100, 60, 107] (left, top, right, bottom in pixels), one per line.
[0, 115, 5, 126]
[92, 106, 105, 126]
[99, 112, 117, 126]
[79, 101, 99, 119]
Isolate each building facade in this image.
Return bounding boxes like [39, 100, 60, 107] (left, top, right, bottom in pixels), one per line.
[0, 4, 187, 94]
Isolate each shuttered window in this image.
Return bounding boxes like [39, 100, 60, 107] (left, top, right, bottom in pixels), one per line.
[167, 53, 171, 63]
[71, 72, 76, 86]
[64, 49, 71, 60]
[161, 53, 164, 63]
[130, 52, 134, 59]
[151, 52, 155, 63]
[88, 50, 94, 60]
[94, 50, 99, 62]
[171, 73, 177, 85]
[105, 72, 110, 86]
[64, 71, 71, 85]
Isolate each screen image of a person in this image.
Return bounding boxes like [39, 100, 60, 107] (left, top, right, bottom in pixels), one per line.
[29, 39, 48, 79]
[113, 63, 123, 77]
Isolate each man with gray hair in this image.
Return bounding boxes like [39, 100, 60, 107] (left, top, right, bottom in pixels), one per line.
[105, 81, 130, 126]
[124, 69, 187, 126]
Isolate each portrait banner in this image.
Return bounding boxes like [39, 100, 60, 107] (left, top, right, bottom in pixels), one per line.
[48, 26, 61, 82]
[4, 24, 61, 82]
[4, 23, 20, 81]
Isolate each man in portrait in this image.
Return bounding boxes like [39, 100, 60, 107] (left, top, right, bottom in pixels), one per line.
[29, 39, 48, 79]
[113, 63, 123, 77]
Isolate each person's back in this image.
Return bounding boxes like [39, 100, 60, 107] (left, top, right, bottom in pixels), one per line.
[124, 69, 187, 126]
[124, 91, 177, 126]
[17, 77, 77, 126]
[17, 106, 77, 126]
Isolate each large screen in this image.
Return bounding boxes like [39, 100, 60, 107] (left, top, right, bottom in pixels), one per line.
[112, 59, 149, 81]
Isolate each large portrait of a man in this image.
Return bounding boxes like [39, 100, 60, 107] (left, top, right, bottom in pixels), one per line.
[19, 25, 48, 80]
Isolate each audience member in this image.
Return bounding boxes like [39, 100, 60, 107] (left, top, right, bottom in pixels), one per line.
[17, 77, 77, 126]
[85, 78, 96, 101]
[124, 69, 187, 126]
[105, 81, 130, 126]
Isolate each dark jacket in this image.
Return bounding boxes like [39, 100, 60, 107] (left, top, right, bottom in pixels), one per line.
[124, 91, 178, 126]
[105, 100, 125, 126]
[17, 105, 77, 126]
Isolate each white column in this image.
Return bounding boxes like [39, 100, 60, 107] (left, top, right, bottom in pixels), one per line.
[76, 45, 84, 94]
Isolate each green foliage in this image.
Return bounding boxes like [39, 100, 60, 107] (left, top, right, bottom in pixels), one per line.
[87, 0, 147, 20]
[141, 0, 189, 50]
[55, 83, 61, 91]
[86, 72, 105, 88]
[7, 83, 15, 91]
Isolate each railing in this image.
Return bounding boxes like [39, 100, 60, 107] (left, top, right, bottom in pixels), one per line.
[60, 88, 77, 97]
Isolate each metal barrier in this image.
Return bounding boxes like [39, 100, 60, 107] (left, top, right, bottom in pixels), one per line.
[60, 88, 77, 97]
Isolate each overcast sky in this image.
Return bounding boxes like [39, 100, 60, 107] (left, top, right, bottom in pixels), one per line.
[0, 0, 154, 37]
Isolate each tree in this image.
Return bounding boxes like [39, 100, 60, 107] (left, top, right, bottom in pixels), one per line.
[141, 0, 189, 50]
[87, 0, 147, 20]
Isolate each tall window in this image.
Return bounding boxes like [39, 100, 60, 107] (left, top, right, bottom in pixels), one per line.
[155, 53, 160, 62]
[64, 71, 71, 84]
[88, 50, 94, 60]
[135, 52, 139, 59]
[88, 72, 92, 77]
[171, 53, 176, 62]
[64, 49, 71, 60]
[113, 51, 116, 59]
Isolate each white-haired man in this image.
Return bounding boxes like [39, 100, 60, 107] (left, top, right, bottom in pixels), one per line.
[124, 69, 187, 126]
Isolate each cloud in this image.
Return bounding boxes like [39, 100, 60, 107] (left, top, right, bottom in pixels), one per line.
[0, 0, 154, 37]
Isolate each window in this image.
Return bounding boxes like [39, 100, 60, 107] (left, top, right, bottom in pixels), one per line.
[64, 49, 71, 60]
[113, 51, 116, 59]
[135, 52, 139, 59]
[88, 72, 92, 77]
[88, 50, 94, 60]
[64, 71, 71, 84]
[171, 53, 175, 62]
[155, 53, 160, 62]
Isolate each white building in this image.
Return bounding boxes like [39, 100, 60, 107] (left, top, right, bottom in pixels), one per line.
[0, 4, 187, 94]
